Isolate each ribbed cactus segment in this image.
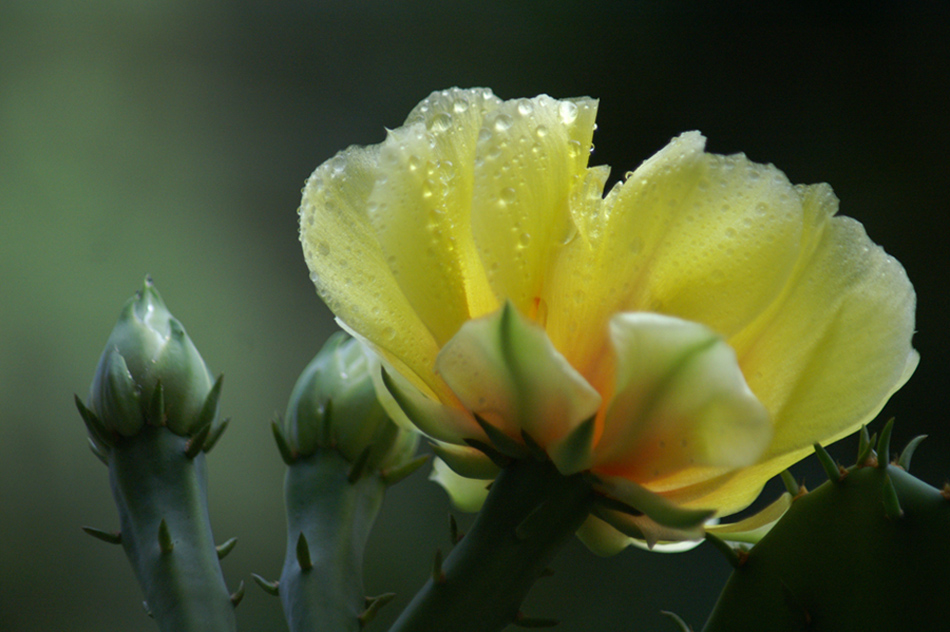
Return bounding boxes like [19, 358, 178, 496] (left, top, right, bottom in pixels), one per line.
[703, 446, 950, 631]
[279, 448, 387, 632]
[108, 424, 237, 632]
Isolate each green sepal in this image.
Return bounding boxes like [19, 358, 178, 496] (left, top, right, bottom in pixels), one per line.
[296, 532, 313, 571]
[876, 418, 895, 467]
[430, 442, 501, 479]
[158, 518, 174, 554]
[881, 472, 904, 519]
[473, 414, 532, 460]
[82, 525, 122, 545]
[547, 415, 595, 475]
[229, 580, 245, 607]
[252, 573, 280, 596]
[814, 442, 844, 482]
[185, 422, 212, 459]
[381, 453, 430, 486]
[215, 537, 238, 560]
[359, 593, 396, 628]
[75, 394, 114, 450]
[519, 430, 548, 462]
[591, 475, 714, 529]
[193, 374, 224, 432]
[856, 425, 876, 466]
[88, 438, 109, 465]
[898, 435, 928, 471]
[203, 418, 230, 453]
[463, 438, 511, 469]
[273, 419, 298, 465]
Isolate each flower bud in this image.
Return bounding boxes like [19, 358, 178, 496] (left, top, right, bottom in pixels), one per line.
[87, 277, 216, 437]
[284, 332, 418, 472]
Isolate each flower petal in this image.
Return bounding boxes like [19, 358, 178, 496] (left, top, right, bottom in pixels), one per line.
[367, 88, 501, 346]
[429, 457, 491, 513]
[593, 313, 771, 481]
[470, 95, 598, 315]
[435, 302, 602, 446]
[299, 144, 449, 401]
[705, 492, 792, 544]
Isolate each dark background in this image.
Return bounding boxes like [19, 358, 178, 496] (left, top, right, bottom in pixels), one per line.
[1, 2, 947, 631]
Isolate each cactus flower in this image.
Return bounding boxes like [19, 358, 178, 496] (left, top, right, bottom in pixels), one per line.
[87, 277, 216, 437]
[283, 332, 418, 471]
[299, 88, 917, 548]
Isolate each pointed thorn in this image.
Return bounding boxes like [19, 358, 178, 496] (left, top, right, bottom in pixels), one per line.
[251, 573, 280, 596]
[449, 513, 461, 545]
[229, 580, 245, 607]
[75, 394, 114, 449]
[779, 470, 801, 497]
[272, 420, 297, 465]
[876, 418, 895, 468]
[143, 600, 154, 618]
[856, 425, 877, 466]
[513, 612, 560, 628]
[82, 526, 122, 545]
[520, 430, 548, 461]
[195, 374, 224, 430]
[88, 438, 109, 465]
[473, 414, 532, 459]
[882, 472, 904, 519]
[359, 592, 396, 628]
[203, 418, 230, 453]
[216, 537, 238, 560]
[704, 532, 743, 569]
[814, 442, 844, 482]
[660, 611, 694, 632]
[158, 519, 174, 554]
[185, 422, 212, 459]
[898, 435, 927, 471]
[432, 548, 445, 584]
[348, 445, 373, 483]
[382, 454, 430, 486]
[463, 438, 511, 468]
[296, 532, 313, 571]
[149, 380, 166, 427]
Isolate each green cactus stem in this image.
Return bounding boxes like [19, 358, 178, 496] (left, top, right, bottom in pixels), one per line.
[108, 424, 237, 632]
[386, 458, 595, 632]
[279, 448, 388, 632]
[702, 439, 950, 632]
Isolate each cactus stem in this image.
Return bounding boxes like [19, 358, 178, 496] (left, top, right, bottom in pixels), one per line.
[704, 532, 744, 569]
[881, 473, 904, 519]
[215, 537, 238, 560]
[185, 423, 212, 460]
[512, 612, 559, 628]
[296, 532, 313, 571]
[779, 470, 801, 497]
[876, 418, 895, 468]
[897, 435, 928, 471]
[359, 593, 396, 628]
[432, 548, 446, 584]
[82, 525, 122, 544]
[272, 419, 298, 465]
[473, 414, 532, 460]
[381, 454, 429, 486]
[814, 442, 845, 482]
[203, 418, 230, 453]
[449, 514, 462, 545]
[157, 518, 174, 554]
[229, 580, 245, 607]
[660, 610, 694, 632]
[463, 438, 511, 468]
[348, 446, 373, 483]
[780, 580, 812, 627]
[251, 573, 280, 596]
[515, 502, 550, 541]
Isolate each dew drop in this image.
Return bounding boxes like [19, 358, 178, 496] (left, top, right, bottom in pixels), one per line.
[558, 101, 578, 124]
[517, 100, 534, 116]
[500, 187, 517, 205]
[535, 125, 548, 139]
[494, 114, 513, 132]
[453, 100, 470, 114]
[431, 112, 453, 132]
[567, 139, 582, 158]
[518, 232, 531, 248]
[317, 241, 330, 256]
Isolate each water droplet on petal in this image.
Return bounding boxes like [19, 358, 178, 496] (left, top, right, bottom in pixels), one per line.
[494, 114, 513, 132]
[517, 100, 534, 116]
[558, 101, 578, 124]
[317, 241, 330, 256]
[500, 187, 517, 205]
[431, 112, 453, 132]
[535, 125, 548, 138]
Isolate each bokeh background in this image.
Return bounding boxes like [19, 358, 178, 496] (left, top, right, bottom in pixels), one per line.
[2, 1, 948, 631]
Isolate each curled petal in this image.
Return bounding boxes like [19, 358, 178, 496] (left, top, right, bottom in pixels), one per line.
[430, 457, 491, 513]
[435, 302, 602, 446]
[594, 313, 771, 481]
[706, 492, 792, 545]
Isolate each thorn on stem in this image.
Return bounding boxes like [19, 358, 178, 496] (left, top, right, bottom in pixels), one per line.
[272, 419, 297, 465]
[251, 573, 280, 596]
[814, 442, 846, 482]
[296, 533, 313, 571]
[348, 445, 373, 483]
[157, 519, 174, 554]
[185, 422, 212, 459]
[81, 526, 122, 545]
[359, 593, 396, 628]
[229, 580, 245, 607]
[215, 537, 238, 560]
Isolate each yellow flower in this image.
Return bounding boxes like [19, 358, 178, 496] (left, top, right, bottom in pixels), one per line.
[299, 88, 917, 550]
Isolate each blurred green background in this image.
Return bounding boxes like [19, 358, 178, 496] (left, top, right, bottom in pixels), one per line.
[2, 1, 948, 631]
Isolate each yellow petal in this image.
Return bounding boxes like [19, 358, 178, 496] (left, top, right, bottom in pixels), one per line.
[470, 95, 598, 315]
[593, 313, 771, 481]
[705, 492, 792, 544]
[435, 302, 602, 446]
[299, 144, 447, 401]
[546, 132, 806, 387]
[367, 89, 500, 346]
[429, 457, 491, 513]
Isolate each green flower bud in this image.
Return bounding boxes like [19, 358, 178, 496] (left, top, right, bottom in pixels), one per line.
[285, 332, 418, 471]
[87, 277, 216, 437]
